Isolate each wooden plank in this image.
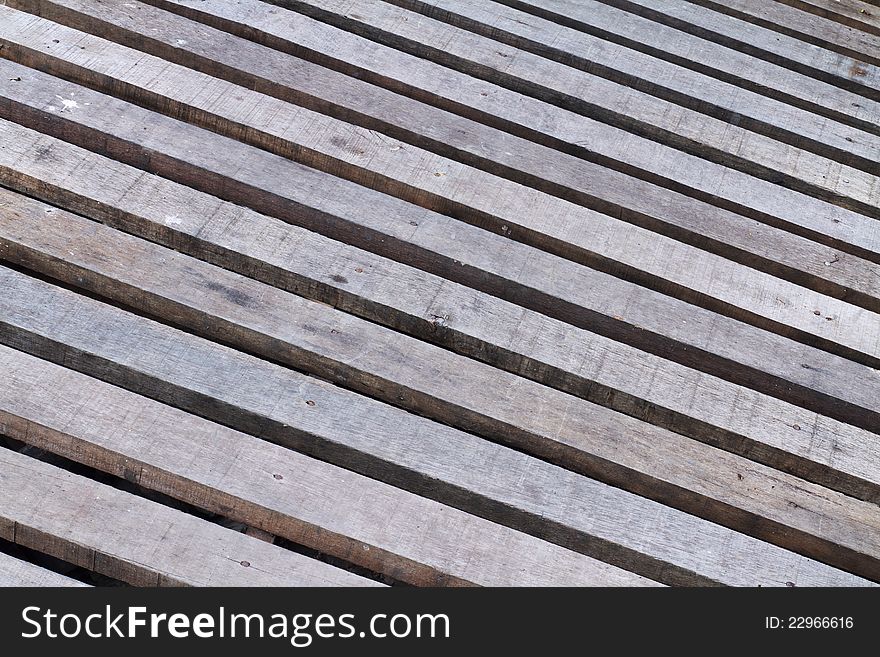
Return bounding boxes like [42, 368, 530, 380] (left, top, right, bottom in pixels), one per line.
[4, 121, 880, 507]
[0, 552, 89, 587]
[0, 269, 871, 587]
[0, 447, 377, 587]
[2, 28, 878, 367]
[0, 345, 646, 587]
[689, 0, 880, 67]
[9, 2, 880, 243]
[775, 0, 880, 37]
[151, 0, 880, 214]
[2, 65, 879, 428]
[602, 0, 880, 95]
[123, 0, 880, 265]
[3, 195, 880, 580]
[365, 0, 880, 173]
[498, 0, 880, 116]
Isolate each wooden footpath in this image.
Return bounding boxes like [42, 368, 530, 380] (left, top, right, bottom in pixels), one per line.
[0, 0, 877, 586]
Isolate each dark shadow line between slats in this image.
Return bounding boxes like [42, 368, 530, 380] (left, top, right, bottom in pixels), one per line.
[4, 216, 880, 582]
[588, 0, 880, 101]
[132, 0, 880, 267]
[11, 4, 880, 309]
[773, 0, 880, 38]
[0, 512, 124, 586]
[0, 309, 709, 587]
[1, 273, 876, 583]
[0, 382, 409, 587]
[683, 0, 880, 67]
[9, 19, 880, 326]
[6, 168, 880, 509]
[495, 0, 880, 115]
[2, 90, 879, 433]
[374, 0, 880, 177]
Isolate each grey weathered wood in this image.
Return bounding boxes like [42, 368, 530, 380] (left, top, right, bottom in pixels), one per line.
[3, 121, 880, 507]
[689, 0, 880, 66]
[500, 0, 880, 117]
[1, 268, 873, 587]
[2, 25, 879, 364]
[604, 0, 880, 95]
[3, 194, 880, 580]
[354, 0, 880, 174]
[7, 0, 880, 274]
[128, 0, 880, 265]
[1, 68, 879, 428]
[0, 552, 89, 587]
[151, 0, 880, 213]
[0, 446, 376, 587]
[775, 0, 880, 37]
[0, 344, 646, 587]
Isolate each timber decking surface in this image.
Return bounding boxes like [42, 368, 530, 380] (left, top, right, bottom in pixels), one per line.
[0, 0, 877, 587]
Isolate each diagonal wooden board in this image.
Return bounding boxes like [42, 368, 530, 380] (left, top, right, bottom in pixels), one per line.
[0, 267, 872, 587]
[6, 0, 880, 291]
[0, 552, 90, 587]
[310, 0, 880, 173]
[607, 0, 880, 93]
[0, 344, 652, 587]
[0, 447, 379, 587]
[686, 0, 880, 66]
[492, 0, 880, 114]
[0, 17, 877, 369]
[3, 191, 880, 579]
[0, 59, 878, 431]
[127, 0, 880, 262]
[1, 119, 879, 506]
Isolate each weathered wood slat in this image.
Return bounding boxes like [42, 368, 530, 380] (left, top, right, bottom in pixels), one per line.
[0, 344, 645, 587]
[2, 24, 878, 369]
[775, 0, 880, 37]
[602, 0, 880, 95]
[4, 121, 880, 507]
[1, 268, 872, 587]
[375, 0, 880, 172]
[3, 194, 880, 580]
[11, 0, 880, 235]
[3, 67, 880, 431]
[162, 0, 880, 214]
[689, 0, 880, 67]
[124, 0, 880, 265]
[0, 552, 89, 587]
[2, 63, 879, 430]
[498, 0, 880, 116]
[0, 446, 377, 587]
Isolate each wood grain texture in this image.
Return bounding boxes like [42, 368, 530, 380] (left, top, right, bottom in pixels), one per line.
[687, 0, 880, 66]
[1, 63, 878, 432]
[3, 192, 880, 581]
[0, 553, 89, 587]
[600, 0, 880, 95]
[374, 0, 880, 173]
[2, 121, 880, 508]
[774, 0, 880, 37]
[0, 446, 377, 587]
[125, 0, 880, 265]
[497, 0, 880, 116]
[0, 344, 647, 587]
[0, 267, 871, 587]
[2, 20, 878, 369]
[154, 0, 880, 216]
[8, 0, 880, 271]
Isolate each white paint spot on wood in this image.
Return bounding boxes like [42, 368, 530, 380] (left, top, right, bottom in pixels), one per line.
[164, 214, 183, 227]
[55, 95, 79, 112]
[176, 39, 188, 46]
